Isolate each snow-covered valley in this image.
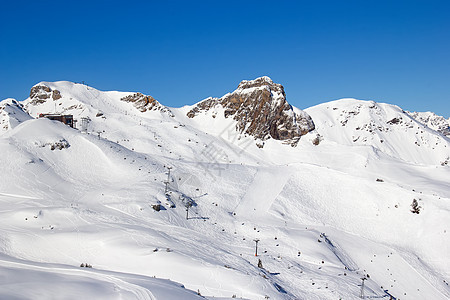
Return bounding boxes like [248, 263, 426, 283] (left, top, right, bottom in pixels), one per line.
[0, 78, 449, 299]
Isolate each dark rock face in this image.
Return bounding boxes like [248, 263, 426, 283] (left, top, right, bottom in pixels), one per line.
[52, 90, 62, 100]
[120, 93, 174, 116]
[29, 86, 51, 104]
[187, 76, 315, 147]
[29, 85, 62, 104]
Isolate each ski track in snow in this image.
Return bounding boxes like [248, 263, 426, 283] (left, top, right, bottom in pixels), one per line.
[0, 257, 156, 299]
[321, 233, 359, 271]
[234, 166, 292, 219]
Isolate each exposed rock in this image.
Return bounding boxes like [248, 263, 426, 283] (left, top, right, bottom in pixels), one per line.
[38, 139, 70, 150]
[52, 90, 62, 100]
[312, 134, 323, 146]
[29, 85, 52, 104]
[121, 93, 157, 112]
[407, 111, 450, 137]
[186, 97, 217, 118]
[187, 76, 315, 147]
[152, 204, 161, 211]
[120, 92, 174, 116]
[29, 85, 63, 104]
[387, 117, 401, 125]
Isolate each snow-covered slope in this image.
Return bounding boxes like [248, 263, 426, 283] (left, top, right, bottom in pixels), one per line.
[22, 81, 263, 165]
[0, 253, 204, 300]
[0, 80, 449, 299]
[0, 98, 32, 135]
[24, 81, 172, 120]
[305, 98, 449, 166]
[407, 110, 450, 137]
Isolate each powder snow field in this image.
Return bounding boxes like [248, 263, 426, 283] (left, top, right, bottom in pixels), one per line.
[0, 81, 449, 299]
[0, 253, 205, 300]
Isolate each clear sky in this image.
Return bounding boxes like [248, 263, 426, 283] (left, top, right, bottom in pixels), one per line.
[1, 0, 449, 117]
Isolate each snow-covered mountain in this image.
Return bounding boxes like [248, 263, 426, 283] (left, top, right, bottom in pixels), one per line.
[25, 82, 174, 119]
[0, 78, 449, 299]
[0, 98, 32, 135]
[407, 110, 450, 137]
[305, 98, 449, 166]
[186, 76, 315, 147]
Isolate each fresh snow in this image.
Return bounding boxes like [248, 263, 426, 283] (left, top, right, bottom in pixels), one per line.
[0, 81, 449, 299]
[407, 111, 450, 137]
[0, 98, 33, 135]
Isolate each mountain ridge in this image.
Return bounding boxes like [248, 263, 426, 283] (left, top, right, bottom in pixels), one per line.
[1, 78, 449, 167]
[407, 110, 450, 137]
[305, 98, 449, 166]
[1, 78, 449, 166]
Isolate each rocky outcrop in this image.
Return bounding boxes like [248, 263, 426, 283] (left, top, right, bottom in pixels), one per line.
[407, 111, 450, 137]
[52, 90, 62, 100]
[29, 85, 51, 104]
[186, 97, 217, 118]
[120, 93, 158, 112]
[120, 93, 174, 116]
[187, 76, 315, 147]
[29, 85, 62, 104]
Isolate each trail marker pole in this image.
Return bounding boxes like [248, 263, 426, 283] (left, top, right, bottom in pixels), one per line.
[254, 239, 260, 256]
[164, 167, 172, 194]
[360, 277, 367, 298]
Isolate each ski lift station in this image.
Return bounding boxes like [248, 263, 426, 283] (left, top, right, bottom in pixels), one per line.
[39, 113, 75, 128]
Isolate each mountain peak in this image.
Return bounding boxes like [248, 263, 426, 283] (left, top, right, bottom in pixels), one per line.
[187, 77, 314, 147]
[237, 76, 278, 90]
[305, 98, 450, 165]
[23, 81, 173, 120]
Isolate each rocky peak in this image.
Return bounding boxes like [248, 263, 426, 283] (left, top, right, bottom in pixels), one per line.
[29, 84, 63, 104]
[120, 92, 174, 116]
[187, 77, 315, 147]
[237, 76, 279, 90]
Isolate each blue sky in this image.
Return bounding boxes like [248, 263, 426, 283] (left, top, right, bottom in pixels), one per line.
[1, 1, 449, 117]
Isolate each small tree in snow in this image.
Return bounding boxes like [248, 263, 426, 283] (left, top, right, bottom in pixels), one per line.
[258, 259, 263, 269]
[410, 199, 421, 214]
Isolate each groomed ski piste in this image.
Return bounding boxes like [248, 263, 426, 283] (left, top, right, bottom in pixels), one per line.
[0, 79, 449, 299]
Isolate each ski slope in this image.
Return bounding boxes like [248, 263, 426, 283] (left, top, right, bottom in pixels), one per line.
[0, 81, 449, 299]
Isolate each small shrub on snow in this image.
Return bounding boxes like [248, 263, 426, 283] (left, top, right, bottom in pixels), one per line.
[411, 199, 422, 214]
[80, 263, 92, 268]
[258, 259, 263, 269]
